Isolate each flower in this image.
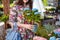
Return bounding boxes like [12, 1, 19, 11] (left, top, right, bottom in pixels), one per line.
[32, 8, 38, 11]
[54, 28, 60, 34]
[34, 12, 40, 15]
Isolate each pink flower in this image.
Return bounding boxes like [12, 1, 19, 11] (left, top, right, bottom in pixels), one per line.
[33, 36, 47, 40]
[57, 29, 60, 32]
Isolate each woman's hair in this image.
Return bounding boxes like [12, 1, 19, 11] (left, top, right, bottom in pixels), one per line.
[16, 0, 33, 10]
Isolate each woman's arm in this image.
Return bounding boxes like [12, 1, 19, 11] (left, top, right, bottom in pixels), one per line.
[8, 22, 14, 29]
[17, 22, 34, 30]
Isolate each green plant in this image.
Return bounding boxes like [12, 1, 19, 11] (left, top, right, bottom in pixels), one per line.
[35, 24, 56, 39]
[42, 0, 48, 6]
[23, 9, 41, 24]
[49, 8, 55, 11]
[43, 24, 55, 34]
[45, 8, 55, 11]
[23, 9, 52, 39]
[0, 15, 9, 22]
[36, 26, 49, 39]
[10, 0, 14, 3]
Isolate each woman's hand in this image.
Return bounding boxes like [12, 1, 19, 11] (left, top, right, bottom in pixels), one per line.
[17, 22, 34, 30]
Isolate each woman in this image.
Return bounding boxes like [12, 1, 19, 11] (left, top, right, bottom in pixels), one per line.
[8, 0, 35, 40]
[9, 0, 33, 29]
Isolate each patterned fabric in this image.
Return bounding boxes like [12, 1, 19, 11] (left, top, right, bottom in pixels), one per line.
[9, 5, 30, 22]
[9, 5, 24, 22]
[18, 27, 35, 40]
[6, 22, 21, 40]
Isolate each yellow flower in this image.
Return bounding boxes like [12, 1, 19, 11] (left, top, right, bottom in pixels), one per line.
[22, 15, 24, 16]
[28, 20, 30, 22]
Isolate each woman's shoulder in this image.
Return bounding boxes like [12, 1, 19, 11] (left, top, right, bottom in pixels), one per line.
[10, 6, 17, 10]
[10, 6, 17, 15]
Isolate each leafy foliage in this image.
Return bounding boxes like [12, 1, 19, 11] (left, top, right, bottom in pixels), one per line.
[35, 23, 56, 39]
[46, 8, 55, 11]
[0, 0, 14, 8]
[23, 9, 56, 39]
[10, 0, 14, 3]
[23, 9, 49, 38]
[48, 8, 55, 11]
[0, 15, 9, 22]
[36, 26, 49, 39]
[43, 24, 55, 33]
[23, 9, 41, 23]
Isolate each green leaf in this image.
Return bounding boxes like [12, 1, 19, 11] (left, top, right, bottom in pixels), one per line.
[0, 15, 9, 22]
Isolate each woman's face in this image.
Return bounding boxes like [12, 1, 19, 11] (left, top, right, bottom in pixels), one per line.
[23, 0, 29, 3]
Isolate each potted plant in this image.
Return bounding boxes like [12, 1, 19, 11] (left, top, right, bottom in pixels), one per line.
[36, 26, 50, 39]
[23, 8, 41, 25]
[23, 8, 42, 33]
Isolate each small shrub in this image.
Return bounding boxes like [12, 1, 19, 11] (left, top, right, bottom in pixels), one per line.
[0, 15, 9, 22]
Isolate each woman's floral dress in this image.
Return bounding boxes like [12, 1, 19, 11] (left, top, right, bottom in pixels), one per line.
[9, 5, 35, 40]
